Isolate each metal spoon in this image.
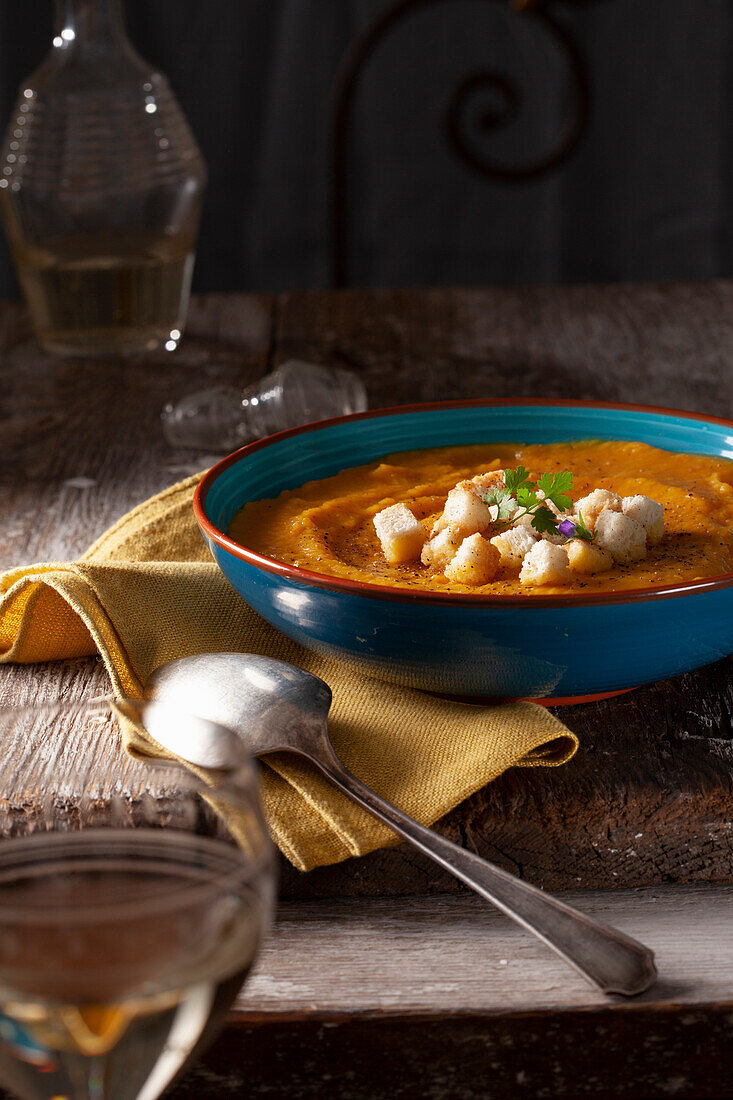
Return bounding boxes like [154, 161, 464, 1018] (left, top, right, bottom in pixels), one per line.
[134, 652, 657, 997]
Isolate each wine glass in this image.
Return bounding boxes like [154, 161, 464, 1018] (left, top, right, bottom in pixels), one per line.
[0, 697, 275, 1100]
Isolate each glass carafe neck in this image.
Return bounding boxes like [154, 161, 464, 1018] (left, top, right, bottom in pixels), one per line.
[53, 0, 126, 50]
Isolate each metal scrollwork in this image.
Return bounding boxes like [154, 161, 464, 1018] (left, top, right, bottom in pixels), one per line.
[330, 0, 594, 287]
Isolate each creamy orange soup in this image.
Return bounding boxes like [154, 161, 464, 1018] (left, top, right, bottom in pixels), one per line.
[228, 441, 733, 594]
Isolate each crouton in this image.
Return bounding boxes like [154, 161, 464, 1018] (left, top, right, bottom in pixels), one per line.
[431, 485, 492, 538]
[594, 510, 646, 563]
[566, 539, 614, 575]
[513, 511, 536, 529]
[490, 525, 538, 571]
[469, 470, 505, 497]
[373, 503, 426, 564]
[421, 526, 463, 570]
[540, 529, 568, 545]
[519, 541, 572, 586]
[621, 495, 664, 546]
[573, 489, 622, 531]
[444, 533, 500, 585]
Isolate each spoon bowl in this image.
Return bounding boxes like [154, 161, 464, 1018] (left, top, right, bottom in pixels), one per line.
[145, 653, 333, 759]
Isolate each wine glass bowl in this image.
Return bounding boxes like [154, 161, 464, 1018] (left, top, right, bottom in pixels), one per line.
[0, 698, 275, 1100]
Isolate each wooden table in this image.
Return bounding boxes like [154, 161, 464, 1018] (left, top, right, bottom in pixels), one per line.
[4, 282, 733, 1098]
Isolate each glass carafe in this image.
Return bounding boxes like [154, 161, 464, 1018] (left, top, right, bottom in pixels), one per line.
[0, 0, 207, 357]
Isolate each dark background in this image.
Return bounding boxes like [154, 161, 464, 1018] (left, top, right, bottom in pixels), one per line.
[0, 0, 731, 295]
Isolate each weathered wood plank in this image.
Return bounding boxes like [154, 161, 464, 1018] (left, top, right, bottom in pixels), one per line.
[164, 886, 733, 1100]
[0, 689, 208, 833]
[280, 659, 733, 896]
[272, 281, 733, 412]
[241, 885, 733, 1013]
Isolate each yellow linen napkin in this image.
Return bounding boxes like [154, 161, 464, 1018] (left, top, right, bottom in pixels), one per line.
[0, 475, 578, 871]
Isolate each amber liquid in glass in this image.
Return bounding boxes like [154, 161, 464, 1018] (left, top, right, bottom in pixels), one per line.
[0, 831, 265, 1100]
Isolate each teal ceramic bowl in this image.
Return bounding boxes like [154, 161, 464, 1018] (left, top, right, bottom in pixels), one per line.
[194, 400, 733, 702]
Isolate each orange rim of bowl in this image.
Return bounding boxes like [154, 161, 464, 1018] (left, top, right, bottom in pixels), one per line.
[193, 398, 733, 609]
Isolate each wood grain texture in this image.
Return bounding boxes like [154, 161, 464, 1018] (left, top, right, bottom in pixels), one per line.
[165, 887, 733, 1100]
[271, 281, 733, 412]
[240, 885, 733, 1013]
[3, 282, 733, 900]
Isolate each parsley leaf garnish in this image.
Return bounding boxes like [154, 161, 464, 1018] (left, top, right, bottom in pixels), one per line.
[516, 484, 539, 511]
[530, 506, 560, 535]
[481, 467, 581, 536]
[504, 466, 534, 495]
[536, 471, 574, 513]
[482, 485, 516, 522]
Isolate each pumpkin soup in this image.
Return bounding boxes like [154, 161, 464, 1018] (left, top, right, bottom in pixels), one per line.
[227, 440, 733, 594]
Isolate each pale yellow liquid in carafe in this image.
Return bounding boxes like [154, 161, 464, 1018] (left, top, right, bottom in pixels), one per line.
[13, 232, 194, 355]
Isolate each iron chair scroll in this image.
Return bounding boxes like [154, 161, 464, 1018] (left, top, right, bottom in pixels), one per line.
[330, 0, 597, 288]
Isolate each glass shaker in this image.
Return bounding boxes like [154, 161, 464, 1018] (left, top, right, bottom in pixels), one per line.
[0, 0, 207, 356]
[161, 360, 369, 450]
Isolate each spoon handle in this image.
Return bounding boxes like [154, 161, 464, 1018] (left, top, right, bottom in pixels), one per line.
[316, 760, 656, 997]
